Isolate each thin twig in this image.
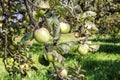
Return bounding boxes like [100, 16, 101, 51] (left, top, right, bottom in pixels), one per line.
[0, 0, 6, 15]
[52, 63, 63, 80]
[24, 0, 38, 29]
[0, 0, 9, 73]
[27, 0, 43, 9]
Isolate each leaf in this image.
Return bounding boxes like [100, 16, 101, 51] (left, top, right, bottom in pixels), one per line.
[64, 6, 73, 16]
[52, 15, 60, 40]
[56, 7, 67, 17]
[57, 53, 63, 63]
[44, 11, 53, 18]
[89, 45, 100, 52]
[66, 41, 76, 47]
[52, 50, 65, 64]
[56, 44, 70, 54]
[85, 21, 99, 34]
[45, 12, 60, 40]
[49, 0, 62, 7]
[82, 11, 97, 18]
[16, 3, 22, 10]
[46, 17, 54, 33]
[54, 0, 62, 6]
[60, 44, 70, 54]
[20, 32, 33, 44]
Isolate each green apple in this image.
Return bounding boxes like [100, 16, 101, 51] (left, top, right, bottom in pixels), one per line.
[78, 44, 89, 56]
[60, 22, 70, 34]
[60, 68, 67, 78]
[34, 28, 50, 43]
[46, 52, 54, 62]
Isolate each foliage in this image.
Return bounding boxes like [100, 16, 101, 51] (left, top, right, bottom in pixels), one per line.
[0, 0, 119, 80]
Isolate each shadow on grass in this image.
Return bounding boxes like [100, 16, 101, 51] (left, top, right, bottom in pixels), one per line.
[64, 52, 120, 80]
[82, 59, 120, 80]
[91, 38, 120, 43]
[98, 44, 120, 54]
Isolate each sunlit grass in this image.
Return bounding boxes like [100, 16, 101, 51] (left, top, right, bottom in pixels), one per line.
[0, 58, 8, 79]
[0, 37, 120, 80]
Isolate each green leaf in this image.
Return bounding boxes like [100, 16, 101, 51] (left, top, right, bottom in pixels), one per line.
[16, 3, 22, 10]
[59, 44, 70, 54]
[55, 44, 70, 54]
[44, 11, 53, 18]
[45, 12, 60, 41]
[52, 15, 60, 40]
[20, 32, 33, 44]
[56, 7, 67, 17]
[45, 12, 54, 35]
[49, 0, 62, 7]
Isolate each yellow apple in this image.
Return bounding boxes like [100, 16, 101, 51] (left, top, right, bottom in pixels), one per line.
[78, 44, 89, 56]
[46, 52, 54, 62]
[60, 22, 70, 34]
[60, 68, 67, 78]
[34, 28, 50, 43]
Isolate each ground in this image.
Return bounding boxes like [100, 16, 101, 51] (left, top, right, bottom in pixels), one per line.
[0, 35, 120, 80]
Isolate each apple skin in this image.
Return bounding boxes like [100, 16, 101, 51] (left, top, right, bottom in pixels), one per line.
[78, 44, 89, 56]
[60, 22, 70, 34]
[34, 28, 50, 43]
[46, 52, 54, 62]
[60, 68, 67, 78]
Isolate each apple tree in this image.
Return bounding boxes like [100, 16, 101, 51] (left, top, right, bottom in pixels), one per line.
[1, 0, 120, 80]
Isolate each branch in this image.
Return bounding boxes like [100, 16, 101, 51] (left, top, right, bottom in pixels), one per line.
[44, 43, 62, 79]
[27, 0, 43, 9]
[24, 0, 38, 28]
[0, 0, 6, 15]
[0, 0, 9, 73]
[52, 63, 63, 80]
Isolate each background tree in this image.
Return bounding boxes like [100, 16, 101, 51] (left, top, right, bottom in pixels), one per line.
[0, 0, 119, 80]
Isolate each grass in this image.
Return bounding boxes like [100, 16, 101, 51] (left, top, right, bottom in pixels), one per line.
[0, 36, 120, 80]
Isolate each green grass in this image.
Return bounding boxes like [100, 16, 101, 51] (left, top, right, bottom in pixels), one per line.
[0, 58, 9, 80]
[0, 37, 120, 80]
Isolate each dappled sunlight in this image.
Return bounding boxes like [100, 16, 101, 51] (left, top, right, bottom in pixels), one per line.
[82, 59, 120, 80]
